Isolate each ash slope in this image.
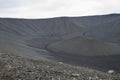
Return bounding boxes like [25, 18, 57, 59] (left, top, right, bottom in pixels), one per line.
[0, 14, 120, 71]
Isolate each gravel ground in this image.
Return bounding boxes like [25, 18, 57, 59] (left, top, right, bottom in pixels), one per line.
[0, 52, 119, 80]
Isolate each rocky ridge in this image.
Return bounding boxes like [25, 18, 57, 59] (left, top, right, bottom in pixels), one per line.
[0, 52, 111, 80]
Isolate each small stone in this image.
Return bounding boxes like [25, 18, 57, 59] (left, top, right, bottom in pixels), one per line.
[88, 77, 92, 80]
[58, 62, 63, 64]
[71, 73, 80, 77]
[108, 70, 115, 74]
[0, 53, 3, 55]
[7, 65, 12, 69]
[46, 66, 50, 68]
[33, 66, 36, 68]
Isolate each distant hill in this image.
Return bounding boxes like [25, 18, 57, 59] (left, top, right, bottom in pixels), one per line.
[0, 14, 120, 71]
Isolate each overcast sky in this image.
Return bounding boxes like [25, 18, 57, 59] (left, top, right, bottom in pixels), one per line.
[0, 0, 120, 18]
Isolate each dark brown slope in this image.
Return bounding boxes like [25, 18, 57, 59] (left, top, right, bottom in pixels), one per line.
[47, 37, 120, 56]
[47, 37, 120, 71]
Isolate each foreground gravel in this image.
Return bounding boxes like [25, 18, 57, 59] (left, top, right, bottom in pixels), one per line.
[0, 52, 115, 80]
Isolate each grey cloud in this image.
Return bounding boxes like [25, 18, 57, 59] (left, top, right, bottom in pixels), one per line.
[0, 0, 120, 18]
[0, 0, 25, 8]
[42, 0, 70, 11]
